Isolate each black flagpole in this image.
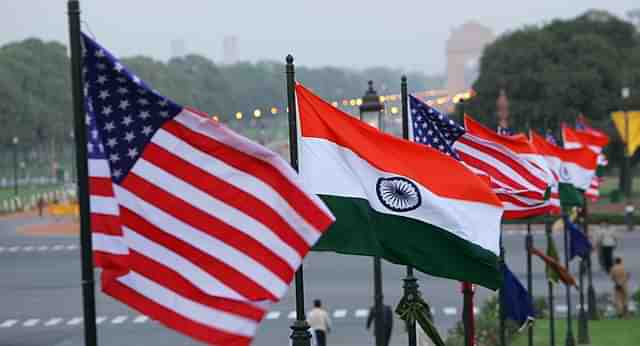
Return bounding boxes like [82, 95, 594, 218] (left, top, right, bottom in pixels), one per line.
[459, 99, 475, 346]
[546, 216, 556, 346]
[499, 227, 506, 346]
[67, 1, 98, 345]
[577, 205, 590, 344]
[584, 201, 597, 320]
[526, 221, 534, 346]
[563, 213, 575, 346]
[400, 75, 419, 346]
[286, 55, 312, 346]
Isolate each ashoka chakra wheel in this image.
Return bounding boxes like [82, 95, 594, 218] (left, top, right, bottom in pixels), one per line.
[376, 177, 422, 212]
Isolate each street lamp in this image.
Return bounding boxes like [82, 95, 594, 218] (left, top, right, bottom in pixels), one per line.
[359, 81, 385, 130]
[622, 87, 633, 231]
[359, 80, 386, 346]
[12, 136, 19, 196]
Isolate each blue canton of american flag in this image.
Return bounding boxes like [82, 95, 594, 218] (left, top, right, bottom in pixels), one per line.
[409, 95, 465, 159]
[497, 125, 515, 136]
[83, 34, 182, 183]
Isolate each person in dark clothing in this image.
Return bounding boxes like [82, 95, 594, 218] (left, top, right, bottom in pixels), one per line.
[37, 197, 45, 217]
[366, 304, 393, 346]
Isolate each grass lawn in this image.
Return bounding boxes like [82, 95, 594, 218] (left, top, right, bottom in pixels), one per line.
[512, 318, 640, 346]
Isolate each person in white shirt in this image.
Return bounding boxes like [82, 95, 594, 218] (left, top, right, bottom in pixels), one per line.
[307, 299, 331, 346]
[598, 220, 618, 273]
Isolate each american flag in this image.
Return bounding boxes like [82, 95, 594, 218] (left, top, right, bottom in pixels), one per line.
[82, 34, 334, 345]
[409, 95, 465, 159]
[408, 96, 551, 219]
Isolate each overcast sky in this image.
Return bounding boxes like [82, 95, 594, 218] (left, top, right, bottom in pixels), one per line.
[1, 1, 636, 75]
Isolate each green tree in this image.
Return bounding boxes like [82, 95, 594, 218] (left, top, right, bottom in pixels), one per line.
[462, 10, 640, 183]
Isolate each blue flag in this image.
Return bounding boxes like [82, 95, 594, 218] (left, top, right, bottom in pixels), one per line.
[565, 216, 592, 260]
[499, 263, 535, 330]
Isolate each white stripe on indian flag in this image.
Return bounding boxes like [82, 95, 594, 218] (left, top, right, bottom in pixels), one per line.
[300, 137, 502, 255]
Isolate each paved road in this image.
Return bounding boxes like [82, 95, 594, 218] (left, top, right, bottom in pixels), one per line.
[1, 216, 638, 346]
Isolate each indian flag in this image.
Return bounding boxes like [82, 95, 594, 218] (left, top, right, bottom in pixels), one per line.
[530, 131, 598, 208]
[295, 84, 503, 289]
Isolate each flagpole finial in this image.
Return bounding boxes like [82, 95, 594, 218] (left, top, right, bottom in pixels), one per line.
[286, 54, 294, 64]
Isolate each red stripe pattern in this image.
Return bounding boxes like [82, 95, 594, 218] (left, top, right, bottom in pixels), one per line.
[454, 133, 552, 219]
[83, 34, 333, 345]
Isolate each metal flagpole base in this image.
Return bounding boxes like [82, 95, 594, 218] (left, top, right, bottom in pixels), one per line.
[577, 261, 590, 345]
[290, 320, 312, 346]
[403, 267, 419, 346]
[587, 284, 597, 320]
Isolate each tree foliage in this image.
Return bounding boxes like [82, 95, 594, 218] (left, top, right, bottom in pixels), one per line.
[464, 10, 640, 138]
[0, 37, 442, 157]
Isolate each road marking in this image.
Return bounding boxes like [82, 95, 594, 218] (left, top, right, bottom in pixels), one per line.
[287, 311, 296, 319]
[333, 309, 347, 318]
[355, 309, 369, 318]
[23, 319, 40, 327]
[265, 311, 281, 320]
[44, 318, 63, 327]
[443, 307, 457, 316]
[0, 320, 18, 328]
[133, 315, 149, 323]
[111, 316, 128, 324]
[67, 317, 83, 326]
[0, 244, 79, 254]
[95, 316, 107, 324]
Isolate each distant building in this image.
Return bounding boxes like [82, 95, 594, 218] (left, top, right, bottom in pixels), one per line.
[170, 39, 186, 58]
[223, 36, 239, 65]
[446, 21, 495, 95]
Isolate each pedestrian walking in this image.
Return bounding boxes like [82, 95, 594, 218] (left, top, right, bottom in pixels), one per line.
[598, 220, 617, 273]
[307, 299, 331, 346]
[366, 304, 394, 346]
[610, 257, 630, 318]
[37, 196, 45, 217]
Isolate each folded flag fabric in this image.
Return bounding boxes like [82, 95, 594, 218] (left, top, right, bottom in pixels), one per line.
[499, 263, 535, 331]
[565, 216, 592, 260]
[563, 122, 610, 201]
[453, 115, 552, 219]
[544, 230, 561, 284]
[297, 84, 504, 289]
[531, 246, 577, 286]
[82, 34, 334, 346]
[530, 131, 598, 209]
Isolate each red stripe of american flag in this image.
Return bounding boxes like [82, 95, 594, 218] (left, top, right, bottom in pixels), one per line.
[89, 109, 334, 345]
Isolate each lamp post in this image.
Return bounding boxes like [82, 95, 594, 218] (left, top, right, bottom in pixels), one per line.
[360, 80, 384, 130]
[622, 87, 634, 231]
[12, 136, 19, 196]
[359, 80, 386, 346]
